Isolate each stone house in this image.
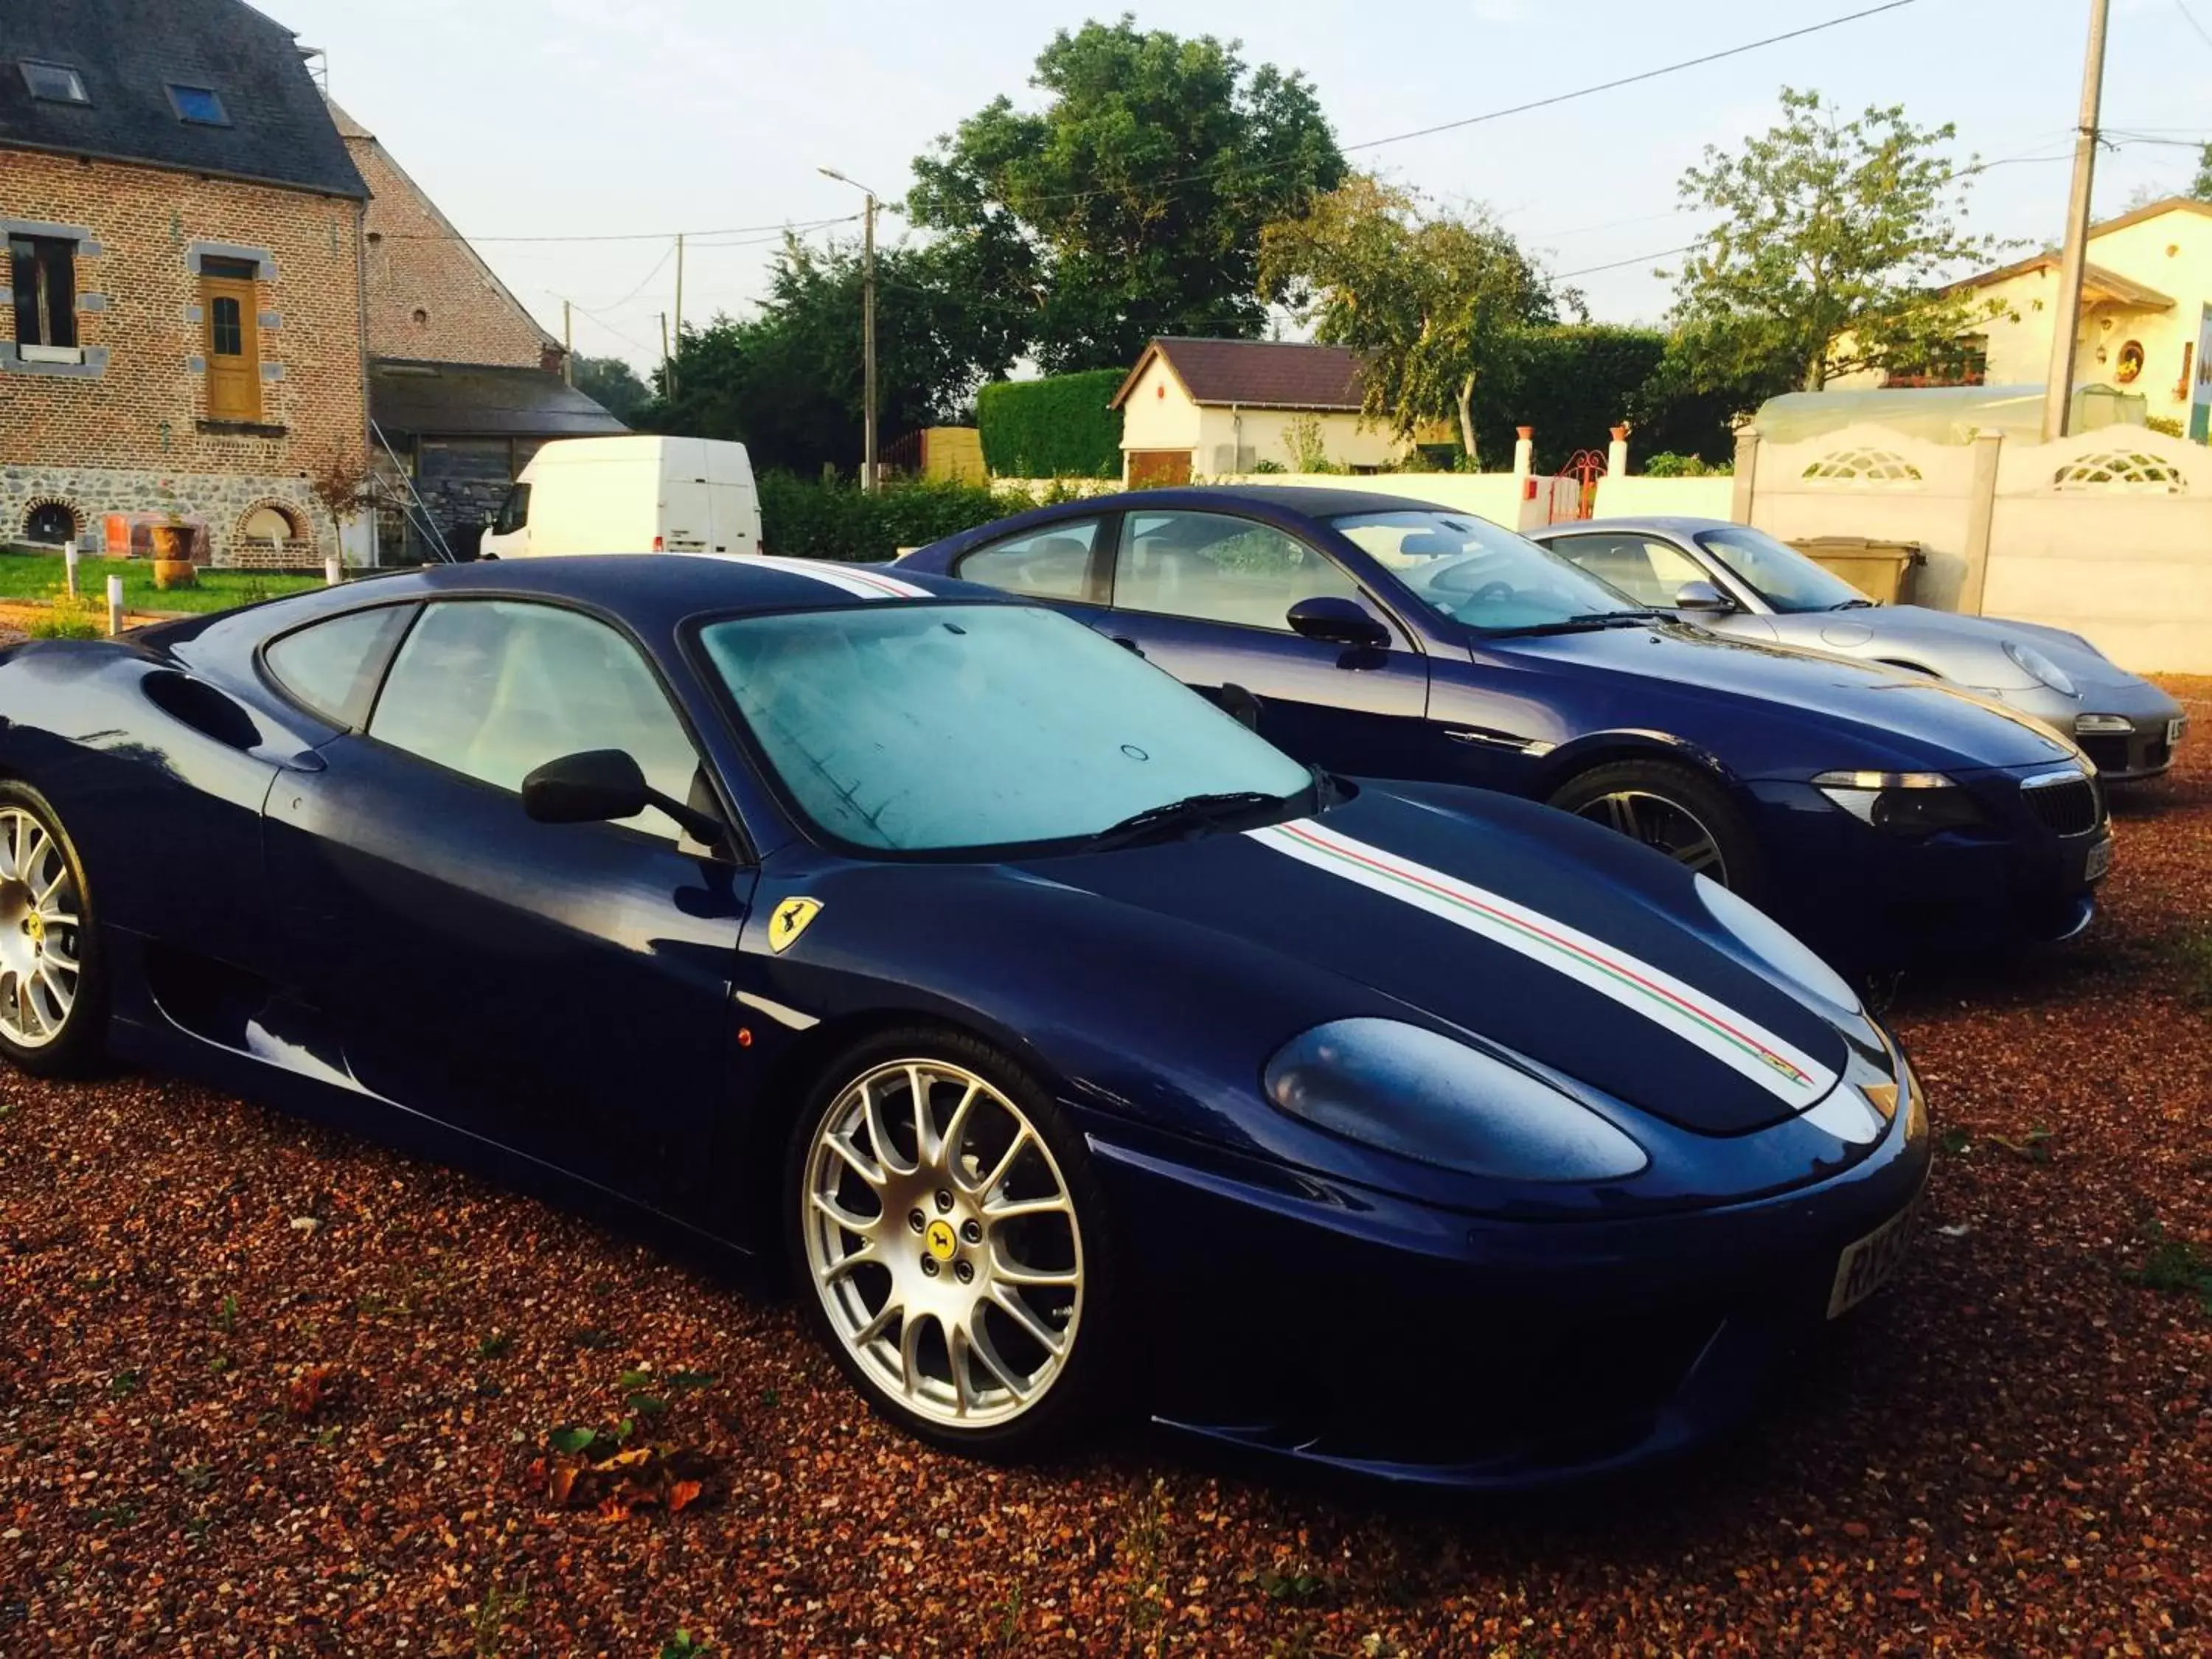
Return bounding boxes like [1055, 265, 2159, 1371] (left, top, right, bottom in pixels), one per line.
[0, 0, 372, 566]
[332, 101, 623, 560]
[1109, 337, 1408, 485]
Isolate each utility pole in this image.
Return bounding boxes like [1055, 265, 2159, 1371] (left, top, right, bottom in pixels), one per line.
[658, 310, 670, 403]
[671, 233, 685, 401]
[2042, 0, 2111, 442]
[562, 298, 573, 386]
[820, 167, 880, 491]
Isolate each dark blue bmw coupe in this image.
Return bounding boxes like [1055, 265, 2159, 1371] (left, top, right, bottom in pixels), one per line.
[901, 486, 2112, 965]
[0, 554, 1929, 1486]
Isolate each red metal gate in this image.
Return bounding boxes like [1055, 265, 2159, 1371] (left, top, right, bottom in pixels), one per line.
[1555, 449, 1607, 521]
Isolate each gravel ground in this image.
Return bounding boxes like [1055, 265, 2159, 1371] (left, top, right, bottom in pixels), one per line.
[1, 681, 2208, 1658]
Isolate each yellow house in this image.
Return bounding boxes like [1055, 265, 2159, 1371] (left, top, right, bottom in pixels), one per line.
[1862, 198, 2212, 437]
[1109, 337, 1408, 483]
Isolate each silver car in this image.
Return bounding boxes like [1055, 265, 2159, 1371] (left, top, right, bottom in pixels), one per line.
[1531, 516, 2187, 782]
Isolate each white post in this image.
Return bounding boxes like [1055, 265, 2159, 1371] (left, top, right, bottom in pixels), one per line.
[63, 538, 79, 597]
[105, 574, 124, 637]
[324, 555, 343, 587]
[1607, 424, 1630, 481]
[1512, 425, 1534, 481]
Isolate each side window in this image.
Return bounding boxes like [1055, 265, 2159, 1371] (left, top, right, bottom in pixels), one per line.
[953, 519, 1102, 602]
[8, 235, 77, 349]
[366, 600, 701, 839]
[1551, 533, 1705, 609]
[493, 482, 531, 536]
[1112, 510, 1362, 633]
[262, 604, 417, 728]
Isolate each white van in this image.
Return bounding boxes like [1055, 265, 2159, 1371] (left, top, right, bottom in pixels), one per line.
[479, 436, 761, 559]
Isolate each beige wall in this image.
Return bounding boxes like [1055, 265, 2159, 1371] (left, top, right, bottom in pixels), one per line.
[1117, 358, 1202, 453]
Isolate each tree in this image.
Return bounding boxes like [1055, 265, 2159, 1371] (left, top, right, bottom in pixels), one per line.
[1666, 88, 2010, 396]
[1259, 176, 1568, 465]
[307, 443, 378, 564]
[2192, 142, 2212, 203]
[644, 231, 1026, 474]
[908, 16, 1344, 372]
[570, 354, 651, 422]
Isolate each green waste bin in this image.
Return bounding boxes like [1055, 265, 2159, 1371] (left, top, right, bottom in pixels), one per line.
[1784, 535, 1924, 605]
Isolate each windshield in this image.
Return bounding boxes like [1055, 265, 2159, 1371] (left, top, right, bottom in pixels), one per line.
[1330, 509, 1643, 631]
[1694, 526, 1869, 613]
[699, 602, 1314, 854]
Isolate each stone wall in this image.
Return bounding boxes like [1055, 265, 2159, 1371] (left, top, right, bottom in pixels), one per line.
[0, 148, 366, 562]
[0, 462, 324, 567]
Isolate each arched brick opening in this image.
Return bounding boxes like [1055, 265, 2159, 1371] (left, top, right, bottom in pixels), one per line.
[21, 497, 83, 547]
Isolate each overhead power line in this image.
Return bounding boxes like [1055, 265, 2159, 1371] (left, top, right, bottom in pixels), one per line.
[378, 212, 858, 246]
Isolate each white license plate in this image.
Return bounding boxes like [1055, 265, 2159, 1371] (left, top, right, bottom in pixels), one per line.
[2085, 837, 2112, 883]
[1827, 1194, 1922, 1319]
[2170, 717, 2188, 747]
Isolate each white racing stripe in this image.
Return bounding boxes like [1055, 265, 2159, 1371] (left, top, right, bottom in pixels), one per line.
[1248, 818, 1839, 1106]
[703, 553, 931, 600]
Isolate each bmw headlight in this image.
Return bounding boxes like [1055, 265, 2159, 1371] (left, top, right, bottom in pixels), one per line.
[2003, 640, 2077, 698]
[1696, 876, 1861, 1013]
[1812, 770, 1989, 837]
[1262, 1018, 1647, 1181]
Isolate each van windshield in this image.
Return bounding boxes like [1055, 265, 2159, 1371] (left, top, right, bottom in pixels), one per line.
[699, 602, 1315, 854]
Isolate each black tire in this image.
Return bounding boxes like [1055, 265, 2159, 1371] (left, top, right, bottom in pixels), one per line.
[1546, 757, 1767, 900]
[0, 779, 107, 1077]
[784, 1024, 1127, 1459]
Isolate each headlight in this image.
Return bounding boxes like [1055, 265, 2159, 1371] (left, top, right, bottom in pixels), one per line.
[1263, 1018, 1647, 1181]
[1696, 875, 1860, 1013]
[2003, 641, 2077, 698]
[1812, 770, 1989, 836]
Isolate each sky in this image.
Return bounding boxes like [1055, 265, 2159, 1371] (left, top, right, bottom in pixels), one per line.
[271, 0, 2212, 375]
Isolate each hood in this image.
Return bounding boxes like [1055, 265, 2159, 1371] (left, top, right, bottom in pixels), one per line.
[1016, 786, 1863, 1138]
[1489, 622, 2078, 771]
[1870, 607, 2146, 693]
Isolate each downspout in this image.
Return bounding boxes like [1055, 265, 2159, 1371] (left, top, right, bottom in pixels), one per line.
[1231, 403, 1242, 476]
[353, 196, 372, 566]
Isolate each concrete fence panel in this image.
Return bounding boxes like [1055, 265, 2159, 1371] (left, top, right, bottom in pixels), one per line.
[1748, 423, 1981, 611]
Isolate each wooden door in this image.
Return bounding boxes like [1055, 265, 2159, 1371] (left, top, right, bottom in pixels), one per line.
[1126, 448, 1193, 487]
[203, 278, 261, 422]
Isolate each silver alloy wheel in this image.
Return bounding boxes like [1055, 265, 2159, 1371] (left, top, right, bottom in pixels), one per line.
[1573, 789, 1730, 883]
[0, 807, 83, 1049]
[801, 1057, 1083, 1429]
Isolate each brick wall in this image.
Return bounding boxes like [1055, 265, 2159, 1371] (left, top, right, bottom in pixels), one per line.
[345, 128, 557, 369]
[0, 149, 366, 562]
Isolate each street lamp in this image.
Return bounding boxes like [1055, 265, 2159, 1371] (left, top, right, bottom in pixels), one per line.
[820, 167, 880, 493]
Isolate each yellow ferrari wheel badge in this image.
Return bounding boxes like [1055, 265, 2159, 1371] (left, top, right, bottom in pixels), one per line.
[24, 913, 44, 945]
[924, 1218, 959, 1262]
[767, 897, 822, 954]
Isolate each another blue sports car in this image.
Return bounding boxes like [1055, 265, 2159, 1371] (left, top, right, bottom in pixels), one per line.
[901, 486, 2112, 966]
[0, 555, 1928, 1486]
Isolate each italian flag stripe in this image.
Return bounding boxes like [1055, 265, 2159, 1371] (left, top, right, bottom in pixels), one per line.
[711, 554, 931, 600]
[1250, 818, 1834, 1104]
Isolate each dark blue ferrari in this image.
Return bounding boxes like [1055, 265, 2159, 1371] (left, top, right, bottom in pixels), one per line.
[900, 486, 2112, 966]
[0, 554, 1929, 1486]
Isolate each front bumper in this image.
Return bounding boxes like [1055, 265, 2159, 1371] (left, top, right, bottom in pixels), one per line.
[1077, 1067, 1932, 1489]
[1745, 764, 2109, 963]
[2073, 709, 2186, 782]
[1972, 682, 2185, 782]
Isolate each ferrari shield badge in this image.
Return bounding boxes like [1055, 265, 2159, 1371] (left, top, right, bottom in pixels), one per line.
[767, 897, 823, 954]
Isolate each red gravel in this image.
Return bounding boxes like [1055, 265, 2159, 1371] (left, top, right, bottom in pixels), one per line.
[1, 681, 2208, 1657]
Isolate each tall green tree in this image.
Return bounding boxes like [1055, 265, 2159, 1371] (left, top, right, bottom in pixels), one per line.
[645, 232, 1026, 474]
[2191, 142, 2212, 203]
[1667, 88, 2009, 396]
[1259, 176, 1568, 465]
[908, 16, 1345, 372]
[569, 354, 651, 422]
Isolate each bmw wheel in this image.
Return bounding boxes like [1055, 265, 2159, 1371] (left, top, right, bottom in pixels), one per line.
[0, 782, 105, 1076]
[787, 1027, 1121, 1455]
[1548, 759, 1765, 899]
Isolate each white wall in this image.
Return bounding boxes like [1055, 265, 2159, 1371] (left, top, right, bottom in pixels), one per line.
[1592, 475, 1736, 520]
[1201, 470, 1559, 532]
[1117, 358, 1201, 453]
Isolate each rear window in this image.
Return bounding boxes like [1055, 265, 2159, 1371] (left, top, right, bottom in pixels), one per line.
[262, 605, 417, 728]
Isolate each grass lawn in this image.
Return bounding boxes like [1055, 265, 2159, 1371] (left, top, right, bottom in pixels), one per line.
[0, 548, 326, 614]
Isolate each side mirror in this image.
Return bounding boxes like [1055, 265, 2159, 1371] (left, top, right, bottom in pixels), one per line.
[1218, 682, 1263, 731]
[523, 748, 650, 824]
[1673, 580, 1734, 614]
[1287, 596, 1391, 650]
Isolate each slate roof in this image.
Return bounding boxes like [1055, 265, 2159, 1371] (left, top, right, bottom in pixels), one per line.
[1111, 337, 1366, 412]
[0, 0, 365, 198]
[370, 359, 628, 439]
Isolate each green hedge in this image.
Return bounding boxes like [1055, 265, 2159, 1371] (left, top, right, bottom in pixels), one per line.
[757, 474, 1012, 562]
[975, 369, 1125, 479]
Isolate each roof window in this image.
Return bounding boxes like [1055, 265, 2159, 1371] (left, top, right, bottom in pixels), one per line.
[19, 60, 88, 103]
[166, 83, 230, 126]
